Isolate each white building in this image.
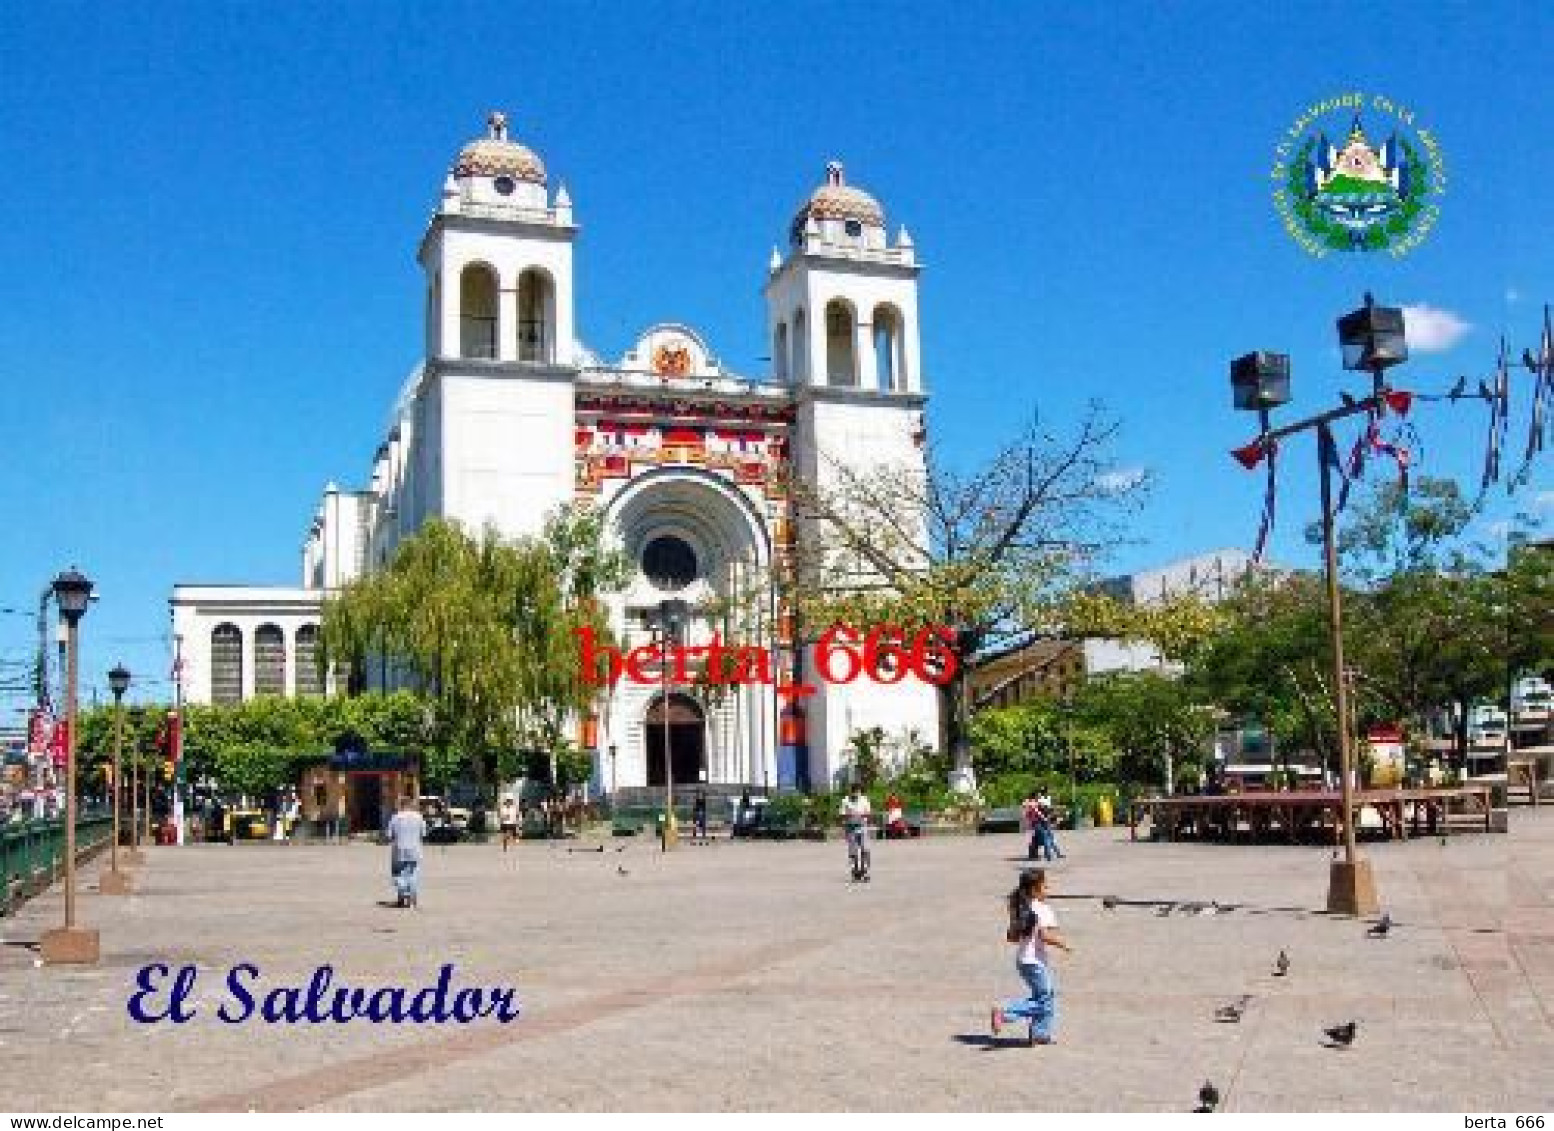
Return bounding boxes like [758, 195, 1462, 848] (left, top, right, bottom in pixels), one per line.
[171, 112, 940, 794]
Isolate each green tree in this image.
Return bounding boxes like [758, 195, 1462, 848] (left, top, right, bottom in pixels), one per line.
[1071, 671, 1217, 789]
[790, 406, 1147, 778]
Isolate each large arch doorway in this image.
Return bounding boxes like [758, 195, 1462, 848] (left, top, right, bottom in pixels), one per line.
[645, 693, 705, 787]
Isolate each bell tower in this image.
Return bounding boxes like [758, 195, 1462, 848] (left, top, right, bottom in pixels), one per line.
[419, 110, 578, 366]
[764, 161, 937, 788]
[410, 111, 580, 542]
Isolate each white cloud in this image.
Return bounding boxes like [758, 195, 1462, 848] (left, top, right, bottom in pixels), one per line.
[1096, 466, 1147, 494]
[1506, 287, 1522, 305]
[1402, 304, 1472, 353]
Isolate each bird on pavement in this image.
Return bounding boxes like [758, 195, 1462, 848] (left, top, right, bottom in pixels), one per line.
[1214, 995, 1252, 1023]
[1156, 903, 1175, 917]
[1102, 895, 1119, 910]
[1367, 912, 1392, 938]
[1323, 1021, 1358, 1048]
[616, 844, 628, 852]
[616, 865, 629, 877]
[1274, 949, 1291, 977]
[1196, 1080, 1220, 1113]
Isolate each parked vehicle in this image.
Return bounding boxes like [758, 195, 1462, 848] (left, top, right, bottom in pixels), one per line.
[1468, 704, 1508, 747]
[418, 796, 466, 843]
[1511, 677, 1551, 723]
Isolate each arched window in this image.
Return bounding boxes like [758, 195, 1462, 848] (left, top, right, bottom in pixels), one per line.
[825, 300, 857, 386]
[211, 623, 243, 705]
[791, 308, 808, 381]
[773, 322, 789, 381]
[518, 268, 555, 362]
[459, 264, 498, 359]
[254, 624, 286, 697]
[294, 625, 322, 697]
[873, 304, 906, 391]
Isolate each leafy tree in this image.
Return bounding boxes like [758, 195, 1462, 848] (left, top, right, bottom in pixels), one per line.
[320, 505, 628, 787]
[789, 406, 1147, 779]
[1070, 671, 1217, 789]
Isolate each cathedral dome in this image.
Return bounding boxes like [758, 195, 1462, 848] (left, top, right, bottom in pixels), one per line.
[452, 111, 547, 185]
[793, 161, 884, 229]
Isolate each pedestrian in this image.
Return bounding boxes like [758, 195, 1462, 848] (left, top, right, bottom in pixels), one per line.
[1021, 792, 1042, 859]
[1034, 793, 1064, 861]
[840, 782, 872, 881]
[693, 789, 708, 840]
[498, 794, 519, 852]
[991, 868, 1071, 1046]
[386, 793, 427, 909]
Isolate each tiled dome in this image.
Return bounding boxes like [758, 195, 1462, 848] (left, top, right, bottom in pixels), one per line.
[794, 162, 884, 228]
[452, 111, 547, 184]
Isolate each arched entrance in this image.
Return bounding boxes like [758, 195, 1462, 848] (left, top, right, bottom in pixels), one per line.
[644, 692, 705, 787]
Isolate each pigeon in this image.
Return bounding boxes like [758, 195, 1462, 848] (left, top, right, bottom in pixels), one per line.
[1448, 376, 1468, 400]
[616, 865, 629, 877]
[1524, 349, 1540, 372]
[1181, 901, 1207, 916]
[1367, 913, 1392, 938]
[1323, 1020, 1358, 1048]
[1478, 380, 1494, 400]
[1102, 895, 1119, 911]
[616, 844, 628, 853]
[1214, 995, 1252, 1023]
[1340, 391, 1357, 408]
[1196, 1080, 1220, 1113]
[1156, 903, 1175, 917]
[1274, 949, 1291, 977]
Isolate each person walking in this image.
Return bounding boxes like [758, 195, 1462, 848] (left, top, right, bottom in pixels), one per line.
[692, 789, 708, 840]
[498, 795, 519, 852]
[1032, 793, 1064, 861]
[386, 793, 427, 909]
[992, 868, 1071, 1045]
[840, 783, 872, 881]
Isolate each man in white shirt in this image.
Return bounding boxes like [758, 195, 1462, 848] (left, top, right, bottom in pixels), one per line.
[840, 785, 873, 882]
[386, 795, 427, 909]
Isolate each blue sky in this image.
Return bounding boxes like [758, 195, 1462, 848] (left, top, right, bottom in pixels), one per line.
[0, 1, 1549, 710]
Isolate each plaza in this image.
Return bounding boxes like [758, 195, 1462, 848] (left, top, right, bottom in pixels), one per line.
[4, 813, 1551, 1112]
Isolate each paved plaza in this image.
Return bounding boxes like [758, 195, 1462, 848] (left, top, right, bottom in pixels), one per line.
[3, 811, 1552, 1112]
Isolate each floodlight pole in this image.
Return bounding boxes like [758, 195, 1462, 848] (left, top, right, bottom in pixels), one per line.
[1238, 390, 1382, 916]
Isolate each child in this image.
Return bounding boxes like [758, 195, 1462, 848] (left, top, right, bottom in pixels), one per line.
[991, 868, 1072, 1045]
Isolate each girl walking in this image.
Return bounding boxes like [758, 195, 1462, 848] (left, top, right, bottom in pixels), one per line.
[991, 868, 1071, 1045]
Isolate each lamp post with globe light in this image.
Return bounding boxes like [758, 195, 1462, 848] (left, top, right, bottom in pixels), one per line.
[39, 568, 99, 964]
[99, 664, 134, 895]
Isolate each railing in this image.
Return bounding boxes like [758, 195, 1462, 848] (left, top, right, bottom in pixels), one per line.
[1, 812, 114, 916]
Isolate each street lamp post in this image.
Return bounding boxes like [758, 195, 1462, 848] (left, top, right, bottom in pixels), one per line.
[99, 664, 133, 895]
[40, 567, 99, 964]
[652, 598, 690, 852]
[1228, 293, 1405, 917]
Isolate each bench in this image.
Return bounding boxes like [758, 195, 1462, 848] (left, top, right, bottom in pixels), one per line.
[976, 807, 1024, 834]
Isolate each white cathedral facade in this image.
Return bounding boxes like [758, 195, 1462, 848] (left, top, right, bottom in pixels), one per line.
[171, 112, 940, 794]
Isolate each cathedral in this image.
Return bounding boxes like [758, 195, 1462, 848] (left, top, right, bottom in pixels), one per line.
[171, 112, 940, 795]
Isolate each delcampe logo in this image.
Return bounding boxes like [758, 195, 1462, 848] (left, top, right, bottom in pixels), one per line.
[1271, 93, 1445, 257]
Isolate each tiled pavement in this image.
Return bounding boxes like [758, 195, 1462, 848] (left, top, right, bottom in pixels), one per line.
[3, 809, 1550, 1112]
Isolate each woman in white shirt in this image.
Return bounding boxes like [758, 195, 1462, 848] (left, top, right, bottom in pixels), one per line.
[991, 868, 1071, 1045]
